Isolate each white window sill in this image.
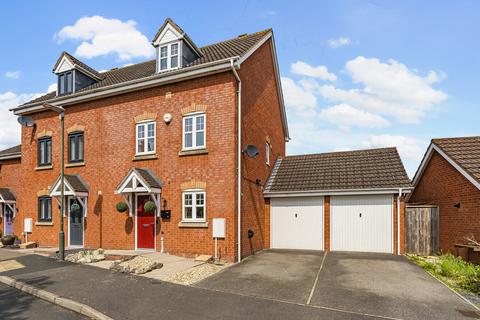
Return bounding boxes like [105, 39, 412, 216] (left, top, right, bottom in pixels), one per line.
[178, 148, 208, 157]
[178, 221, 208, 228]
[133, 154, 158, 161]
[35, 165, 53, 171]
[66, 162, 85, 168]
[35, 221, 54, 226]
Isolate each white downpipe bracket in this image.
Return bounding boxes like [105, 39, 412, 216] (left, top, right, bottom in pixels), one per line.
[397, 188, 402, 255]
[230, 58, 242, 263]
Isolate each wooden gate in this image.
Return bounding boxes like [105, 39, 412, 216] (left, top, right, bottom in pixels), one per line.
[405, 205, 439, 255]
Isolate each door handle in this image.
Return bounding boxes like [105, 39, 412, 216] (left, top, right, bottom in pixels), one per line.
[359, 213, 362, 218]
[143, 224, 150, 227]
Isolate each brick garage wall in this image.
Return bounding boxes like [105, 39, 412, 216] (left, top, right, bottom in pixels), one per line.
[409, 150, 480, 254]
[16, 73, 239, 261]
[239, 39, 286, 258]
[393, 194, 406, 254]
[0, 158, 21, 235]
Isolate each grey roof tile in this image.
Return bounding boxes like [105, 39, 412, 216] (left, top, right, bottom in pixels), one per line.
[0, 145, 21, 157]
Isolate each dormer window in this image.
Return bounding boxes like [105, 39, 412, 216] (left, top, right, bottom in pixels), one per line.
[159, 42, 180, 71]
[58, 71, 73, 95]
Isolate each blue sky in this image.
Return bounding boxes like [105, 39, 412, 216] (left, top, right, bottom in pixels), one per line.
[0, 0, 479, 176]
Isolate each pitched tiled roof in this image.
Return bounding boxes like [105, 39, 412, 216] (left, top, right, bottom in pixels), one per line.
[0, 145, 21, 158]
[53, 51, 104, 80]
[52, 174, 89, 193]
[0, 188, 16, 202]
[151, 18, 201, 55]
[135, 168, 163, 189]
[20, 29, 271, 107]
[265, 148, 412, 193]
[431, 136, 480, 183]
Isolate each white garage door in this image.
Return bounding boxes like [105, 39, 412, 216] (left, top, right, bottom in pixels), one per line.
[331, 195, 393, 253]
[270, 197, 323, 250]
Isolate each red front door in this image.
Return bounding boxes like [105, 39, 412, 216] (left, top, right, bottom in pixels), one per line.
[137, 195, 155, 249]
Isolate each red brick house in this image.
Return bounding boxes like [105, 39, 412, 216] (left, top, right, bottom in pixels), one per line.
[7, 18, 289, 262]
[0, 145, 21, 237]
[409, 136, 480, 254]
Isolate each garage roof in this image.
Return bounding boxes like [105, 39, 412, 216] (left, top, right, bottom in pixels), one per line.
[264, 147, 412, 194]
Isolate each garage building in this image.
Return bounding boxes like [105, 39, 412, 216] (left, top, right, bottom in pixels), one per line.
[264, 148, 412, 254]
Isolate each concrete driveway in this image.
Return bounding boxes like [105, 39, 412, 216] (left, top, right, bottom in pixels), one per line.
[196, 250, 480, 320]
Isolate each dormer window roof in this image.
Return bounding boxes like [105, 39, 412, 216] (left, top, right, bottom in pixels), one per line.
[151, 18, 202, 73]
[52, 52, 103, 96]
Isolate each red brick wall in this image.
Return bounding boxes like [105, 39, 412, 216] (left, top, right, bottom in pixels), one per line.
[393, 195, 406, 254]
[16, 73, 240, 261]
[324, 196, 330, 251]
[239, 39, 286, 258]
[409, 150, 480, 254]
[0, 158, 21, 235]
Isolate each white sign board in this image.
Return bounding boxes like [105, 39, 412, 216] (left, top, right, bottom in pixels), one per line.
[212, 218, 226, 238]
[24, 218, 33, 233]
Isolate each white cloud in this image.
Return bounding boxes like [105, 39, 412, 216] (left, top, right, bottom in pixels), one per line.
[327, 37, 352, 48]
[0, 91, 43, 150]
[47, 83, 57, 93]
[319, 104, 390, 130]
[281, 77, 317, 116]
[56, 16, 154, 61]
[362, 134, 423, 162]
[5, 71, 20, 79]
[319, 56, 447, 123]
[291, 61, 337, 81]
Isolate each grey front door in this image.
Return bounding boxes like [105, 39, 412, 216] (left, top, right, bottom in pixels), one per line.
[4, 205, 14, 235]
[69, 199, 83, 246]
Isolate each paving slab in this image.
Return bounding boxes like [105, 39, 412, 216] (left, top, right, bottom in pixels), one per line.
[310, 252, 480, 320]
[195, 250, 324, 303]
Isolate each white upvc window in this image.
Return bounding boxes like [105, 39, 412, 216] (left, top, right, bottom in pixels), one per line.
[183, 113, 206, 150]
[159, 42, 180, 71]
[266, 142, 270, 165]
[136, 121, 156, 155]
[182, 191, 206, 222]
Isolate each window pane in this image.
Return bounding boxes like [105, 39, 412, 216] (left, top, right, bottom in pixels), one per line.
[78, 135, 84, 161]
[70, 137, 75, 160]
[147, 123, 155, 137]
[171, 56, 178, 68]
[59, 75, 65, 94]
[171, 43, 178, 55]
[46, 140, 51, 163]
[196, 206, 204, 219]
[66, 72, 72, 93]
[184, 133, 192, 148]
[160, 46, 168, 57]
[184, 118, 193, 132]
[196, 193, 204, 205]
[137, 139, 145, 153]
[39, 141, 45, 164]
[196, 116, 205, 130]
[185, 207, 192, 219]
[160, 58, 167, 70]
[137, 125, 145, 139]
[47, 199, 52, 220]
[196, 132, 204, 147]
[184, 194, 192, 205]
[147, 138, 155, 152]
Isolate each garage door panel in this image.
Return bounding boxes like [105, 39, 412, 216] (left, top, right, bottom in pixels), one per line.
[271, 197, 323, 250]
[331, 195, 393, 253]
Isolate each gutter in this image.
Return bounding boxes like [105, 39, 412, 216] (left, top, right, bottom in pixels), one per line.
[0, 153, 21, 161]
[230, 58, 242, 263]
[397, 188, 402, 255]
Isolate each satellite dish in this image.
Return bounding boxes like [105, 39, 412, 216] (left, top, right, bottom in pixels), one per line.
[244, 145, 259, 158]
[17, 116, 35, 127]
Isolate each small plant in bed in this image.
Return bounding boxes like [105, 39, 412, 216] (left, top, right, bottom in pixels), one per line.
[408, 254, 480, 295]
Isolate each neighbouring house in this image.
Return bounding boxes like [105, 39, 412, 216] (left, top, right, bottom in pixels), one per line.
[264, 148, 412, 254]
[7, 18, 289, 262]
[0, 145, 21, 237]
[409, 136, 480, 254]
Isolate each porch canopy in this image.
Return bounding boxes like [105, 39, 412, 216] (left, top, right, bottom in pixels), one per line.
[49, 174, 89, 216]
[115, 168, 162, 217]
[0, 188, 16, 217]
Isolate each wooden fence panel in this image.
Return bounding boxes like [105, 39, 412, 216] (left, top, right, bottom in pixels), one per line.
[405, 206, 439, 255]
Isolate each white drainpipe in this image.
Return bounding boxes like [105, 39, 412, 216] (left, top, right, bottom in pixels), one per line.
[397, 188, 402, 255]
[230, 58, 242, 263]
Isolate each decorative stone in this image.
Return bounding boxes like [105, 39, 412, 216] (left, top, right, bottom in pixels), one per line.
[110, 256, 162, 274]
[65, 249, 105, 264]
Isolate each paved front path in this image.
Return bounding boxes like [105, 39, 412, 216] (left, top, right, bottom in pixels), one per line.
[0, 250, 382, 320]
[0, 282, 85, 319]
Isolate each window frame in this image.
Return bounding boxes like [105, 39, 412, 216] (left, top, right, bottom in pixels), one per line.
[135, 121, 156, 156]
[182, 190, 206, 222]
[68, 131, 84, 163]
[38, 196, 52, 222]
[182, 112, 206, 151]
[58, 71, 74, 95]
[266, 142, 270, 166]
[37, 137, 52, 167]
[159, 41, 181, 71]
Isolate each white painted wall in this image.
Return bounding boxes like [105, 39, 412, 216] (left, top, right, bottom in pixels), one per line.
[330, 195, 393, 253]
[270, 197, 323, 250]
[56, 57, 74, 73]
